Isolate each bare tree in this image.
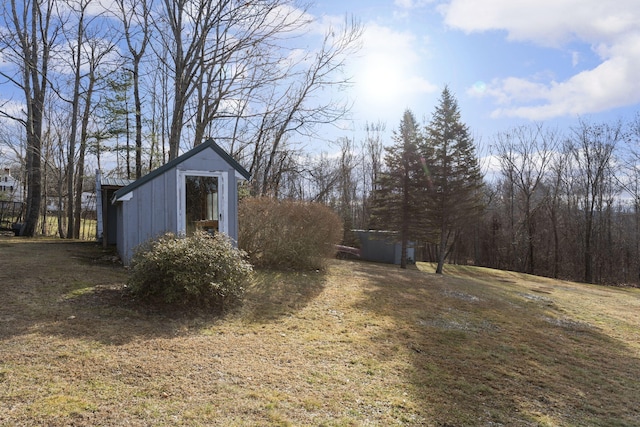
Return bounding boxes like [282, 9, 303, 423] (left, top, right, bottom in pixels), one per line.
[190, 2, 306, 148]
[0, 0, 61, 236]
[358, 121, 385, 229]
[493, 123, 558, 274]
[44, 103, 72, 237]
[0, 122, 26, 172]
[154, 0, 362, 179]
[154, 0, 252, 159]
[617, 113, 640, 282]
[257, 18, 362, 196]
[58, 0, 118, 238]
[145, 45, 171, 169]
[73, 36, 118, 238]
[305, 151, 338, 203]
[61, 0, 87, 238]
[566, 119, 622, 283]
[336, 137, 356, 232]
[544, 148, 565, 279]
[115, 0, 152, 178]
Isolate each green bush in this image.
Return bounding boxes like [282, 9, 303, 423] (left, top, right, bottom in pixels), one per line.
[128, 231, 253, 309]
[239, 197, 343, 270]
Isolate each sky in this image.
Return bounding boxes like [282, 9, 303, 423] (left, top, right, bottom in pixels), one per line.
[310, 0, 640, 149]
[3, 0, 640, 161]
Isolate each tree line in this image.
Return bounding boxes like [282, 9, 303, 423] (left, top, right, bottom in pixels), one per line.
[340, 108, 640, 286]
[263, 88, 640, 286]
[479, 117, 640, 285]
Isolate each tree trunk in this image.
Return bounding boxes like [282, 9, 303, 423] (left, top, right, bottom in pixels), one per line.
[65, 4, 89, 239]
[552, 206, 559, 279]
[436, 227, 449, 274]
[134, 65, 143, 178]
[584, 212, 593, 283]
[22, 134, 42, 237]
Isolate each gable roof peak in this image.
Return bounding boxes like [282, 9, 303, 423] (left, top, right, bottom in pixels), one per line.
[113, 138, 250, 202]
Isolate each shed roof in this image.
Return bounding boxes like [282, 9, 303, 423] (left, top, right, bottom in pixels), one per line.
[113, 139, 250, 202]
[100, 177, 135, 188]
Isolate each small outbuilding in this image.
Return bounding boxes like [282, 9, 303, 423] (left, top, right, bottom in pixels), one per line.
[355, 230, 415, 265]
[111, 139, 250, 265]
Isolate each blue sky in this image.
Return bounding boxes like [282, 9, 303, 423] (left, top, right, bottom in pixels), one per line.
[311, 0, 640, 146]
[3, 0, 639, 159]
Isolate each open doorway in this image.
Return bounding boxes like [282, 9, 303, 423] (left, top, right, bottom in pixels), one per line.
[178, 171, 227, 236]
[185, 175, 218, 235]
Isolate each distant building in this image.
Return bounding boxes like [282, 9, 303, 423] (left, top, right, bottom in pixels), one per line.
[44, 192, 96, 213]
[0, 167, 22, 202]
[355, 230, 415, 265]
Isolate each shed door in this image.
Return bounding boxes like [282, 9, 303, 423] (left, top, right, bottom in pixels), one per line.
[177, 171, 227, 236]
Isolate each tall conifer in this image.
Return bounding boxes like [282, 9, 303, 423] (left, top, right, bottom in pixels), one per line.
[370, 109, 426, 268]
[422, 87, 484, 274]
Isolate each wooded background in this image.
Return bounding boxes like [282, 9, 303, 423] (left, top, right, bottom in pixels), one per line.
[2, 0, 640, 286]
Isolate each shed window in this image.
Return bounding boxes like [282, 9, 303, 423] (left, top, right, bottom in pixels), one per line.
[185, 175, 219, 235]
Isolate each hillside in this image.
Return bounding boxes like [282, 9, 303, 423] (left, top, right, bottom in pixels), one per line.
[1, 238, 640, 426]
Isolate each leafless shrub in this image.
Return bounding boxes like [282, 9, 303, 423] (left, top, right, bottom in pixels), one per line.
[239, 198, 343, 270]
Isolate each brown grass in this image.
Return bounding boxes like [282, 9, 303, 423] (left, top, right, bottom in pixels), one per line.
[1, 237, 640, 426]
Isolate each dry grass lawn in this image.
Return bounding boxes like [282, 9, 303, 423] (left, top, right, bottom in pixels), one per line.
[1, 237, 640, 426]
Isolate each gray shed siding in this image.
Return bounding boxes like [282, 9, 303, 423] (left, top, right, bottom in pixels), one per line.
[114, 141, 247, 265]
[116, 168, 177, 263]
[356, 230, 415, 265]
[116, 204, 124, 258]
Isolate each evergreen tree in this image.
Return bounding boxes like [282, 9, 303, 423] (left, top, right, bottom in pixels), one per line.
[371, 109, 427, 268]
[99, 71, 133, 178]
[422, 86, 484, 274]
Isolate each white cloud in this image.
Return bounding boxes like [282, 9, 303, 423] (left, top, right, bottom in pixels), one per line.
[442, 0, 640, 120]
[0, 99, 25, 123]
[394, 0, 414, 7]
[263, 4, 315, 35]
[571, 51, 580, 67]
[393, 0, 435, 18]
[478, 153, 502, 182]
[55, 0, 118, 18]
[394, 0, 435, 9]
[441, 0, 640, 47]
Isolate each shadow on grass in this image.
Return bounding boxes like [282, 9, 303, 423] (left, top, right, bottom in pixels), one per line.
[240, 268, 327, 323]
[0, 238, 328, 346]
[348, 260, 640, 426]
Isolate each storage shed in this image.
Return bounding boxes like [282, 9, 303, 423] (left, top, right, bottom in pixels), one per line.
[355, 230, 415, 265]
[111, 139, 250, 265]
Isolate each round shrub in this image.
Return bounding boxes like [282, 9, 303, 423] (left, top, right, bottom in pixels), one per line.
[238, 197, 343, 270]
[128, 231, 253, 309]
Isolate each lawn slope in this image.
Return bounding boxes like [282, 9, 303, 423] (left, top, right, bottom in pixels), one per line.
[1, 238, 640, 426]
